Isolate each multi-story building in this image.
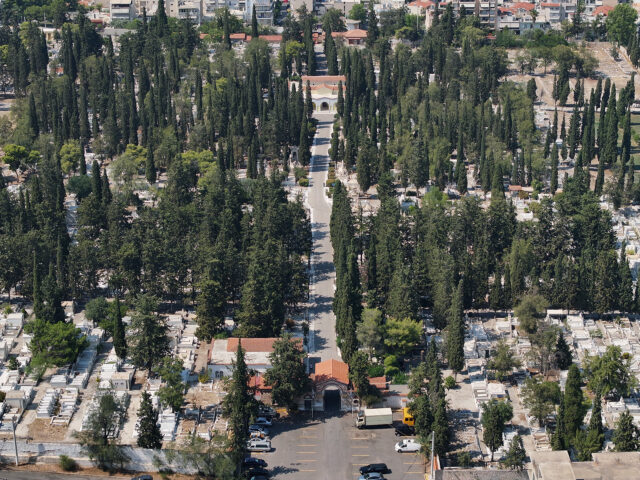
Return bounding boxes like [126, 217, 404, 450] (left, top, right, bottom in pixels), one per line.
[110, 0, 135, 20]
[168, 0, 203, 21]
[246, 0, 274, 25]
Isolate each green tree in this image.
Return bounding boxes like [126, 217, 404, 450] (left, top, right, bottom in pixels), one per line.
[584, 345, 636, 397]
[222, 342, 256, 472]
[606, 4, 638, 46]
[348, 350, 372, 399]
[613, 410, 640, 451]
[563, 364, 586, 437]
[521, 377, 561, 427]
[136, 391, 163, 449]
[356, 308, 383, 357]
[75, 392, 129, 472]
[514, 293, 548, 334]
[25, 319, 88, 370]
[410, 394, 433, 441]
[157, 356, 186, 412]
[264, 334, 309, 409]
[112, 297, 126, 360]
[383, 317, 422, 357]
[482, 399, 513, 461]
[127, 295, 170, 375]
[59, 140, 83, 174]
[501, 435, 526, 470]
[445, 280, 465, 377]
[487, 339, 521, 381]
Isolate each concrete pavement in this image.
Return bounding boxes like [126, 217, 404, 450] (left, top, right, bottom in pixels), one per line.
[307, 113, 340, 365]
[0, 472, 130, 480]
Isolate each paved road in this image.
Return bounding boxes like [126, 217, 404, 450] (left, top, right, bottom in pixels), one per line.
[307, 113, 340, 365]
[0, 472, 129, 480]
[260, 413, 425, 480]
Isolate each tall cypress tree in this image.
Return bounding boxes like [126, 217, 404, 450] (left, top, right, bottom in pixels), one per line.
[113, 296, 127, 360]
[137, 391, 163, 449]
[445, 280, 465, 377]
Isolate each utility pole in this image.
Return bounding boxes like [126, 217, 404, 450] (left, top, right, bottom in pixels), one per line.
[12, 419, 19, 466]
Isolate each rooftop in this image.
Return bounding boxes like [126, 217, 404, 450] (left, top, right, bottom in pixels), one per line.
[313, 359, 349, 385]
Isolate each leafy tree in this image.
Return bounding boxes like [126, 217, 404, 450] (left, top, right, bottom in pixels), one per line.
[75, 392, 129, 472]
[606, 4, 638, 46]
[584, 345, 636, 398]
[521, 377, 561, 427]
[85, 297, 110, 326]
[127, 295, 170, 375]
[164, 435, 235, 479]
[482, 399, 513, 461]
[59, 140, 83, 174]
[383, 317, 422, 357]
[487, 339, 521, 381]
[501, 435, 526, 470]
[136, 391, 163, 449]
[26, 319, 88, 369]
[613, 410, 640, 451]
[515, 293, 548, 334]
[264, 333, 309, 409]
[357, 308, 383, 357]
[2, 144, 29, 173]
[157, 356, 186, 412]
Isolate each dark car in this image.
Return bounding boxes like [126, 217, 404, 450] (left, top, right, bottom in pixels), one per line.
[359, 463, 390, 475]
[395, 424, 415, 436]
[243, 457, 268, 469]
[249, 476, 269, 480]
[130, 476, 153, 480]
[244, 467, 270, 478]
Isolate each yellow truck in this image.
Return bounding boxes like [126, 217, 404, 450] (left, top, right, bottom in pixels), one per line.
[402, 407, 415, 426]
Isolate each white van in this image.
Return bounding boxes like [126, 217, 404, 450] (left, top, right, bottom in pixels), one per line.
[247, 439, 272, 452]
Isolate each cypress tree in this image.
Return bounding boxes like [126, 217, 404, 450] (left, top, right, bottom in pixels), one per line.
[33, 252, 43, 320]
[613, 410, 640, 451]
[113, 296, 127, 360]
[619, 246, 634, 312]
[137, 391, 163, 449]
[564, 364, 586, 438]
[552, 398, 567, 450]
[146, 145, 156, 184]
[550, 144, 559, 194]
[445, 280, 465, 377]
[251, 5, 259, 39]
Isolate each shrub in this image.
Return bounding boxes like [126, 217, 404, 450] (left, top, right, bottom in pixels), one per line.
[368, 364, 385, 377]
[444, 376, 457, 389]
[198, 372, 211, 384]
[299, 177, 309, 187]
[457, 451, 472, 467]
[384, 355, 399, 367]
[384, 366, 400, 378]
[392, 372, 408, 384]
[59, 455, 78, 472]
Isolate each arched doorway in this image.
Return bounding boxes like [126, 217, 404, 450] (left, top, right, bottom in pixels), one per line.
[321, 101, 330, 111]
[323, 388, 341, 411]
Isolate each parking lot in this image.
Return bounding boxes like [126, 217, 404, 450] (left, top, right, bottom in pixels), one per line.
[251, 412, 426, 480]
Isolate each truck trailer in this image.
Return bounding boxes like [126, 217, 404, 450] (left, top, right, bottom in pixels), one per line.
[355, 408, 393, 428]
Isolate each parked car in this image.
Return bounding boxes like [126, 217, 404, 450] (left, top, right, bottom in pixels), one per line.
[395, 439, 421, 453]
[249, 425, 270, 436]
[394, 424, 415, 436]
[254, 416, 273, 426]
[130, 476, 153, 480]
[359, 463, 390, 475]
[243, 457, 268, 469]
[247, 439, 272, 452]
[244, 467, 270, 477]
[249, 476, 269, 480]
[258, 405, 276, 417]
[358, 473, 385, 480]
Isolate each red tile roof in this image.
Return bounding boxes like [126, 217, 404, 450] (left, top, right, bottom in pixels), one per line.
[249, 373, 271, 390]
[513, 2, 535, 11]
[593, 5, 614, 16]
[301, 75, 346, 84]
[332, 29, 368, 40]
[369, 376, 388, 390]
[314, 359, 349, 385]
[229, 33, 246, 40]
[407, 0, 434, 8]
[541, 3, 560, 7]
